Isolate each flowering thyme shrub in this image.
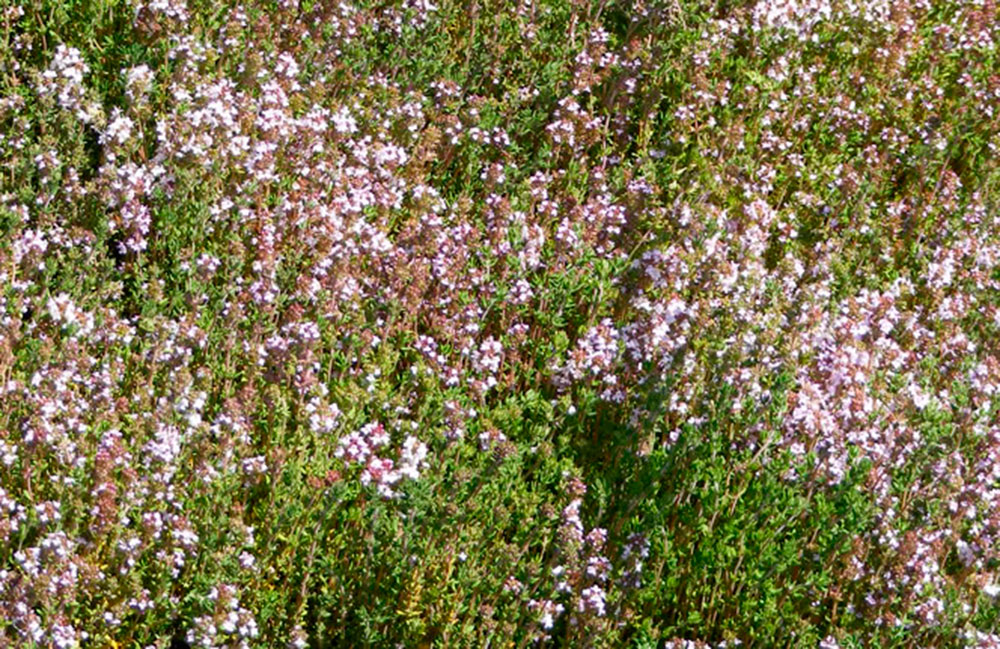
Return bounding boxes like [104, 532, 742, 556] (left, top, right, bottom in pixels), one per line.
[2, 0, 1000, 647]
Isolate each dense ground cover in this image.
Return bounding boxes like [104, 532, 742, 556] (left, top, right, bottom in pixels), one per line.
[2, 0, 1000, 646]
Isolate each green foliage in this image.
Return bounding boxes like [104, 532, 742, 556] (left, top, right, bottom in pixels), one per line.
[3, 0, 1000, 647]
